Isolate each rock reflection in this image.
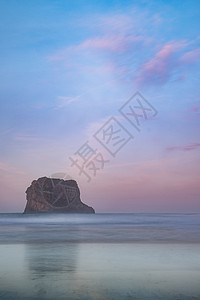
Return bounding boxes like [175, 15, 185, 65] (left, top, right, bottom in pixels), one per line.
[25, 242, 79, 298]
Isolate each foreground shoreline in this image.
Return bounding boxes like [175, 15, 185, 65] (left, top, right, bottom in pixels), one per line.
[0, 213, 200, 299]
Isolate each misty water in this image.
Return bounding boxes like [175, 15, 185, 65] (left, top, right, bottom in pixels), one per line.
[0, 213, 200, 299]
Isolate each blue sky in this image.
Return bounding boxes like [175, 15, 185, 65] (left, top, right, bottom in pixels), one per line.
[0, 0, 200, 212]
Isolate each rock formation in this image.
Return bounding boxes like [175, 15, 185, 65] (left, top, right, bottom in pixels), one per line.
[24, 177, 95, 214]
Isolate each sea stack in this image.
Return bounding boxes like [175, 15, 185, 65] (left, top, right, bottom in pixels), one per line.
[24, 177, 95, 214]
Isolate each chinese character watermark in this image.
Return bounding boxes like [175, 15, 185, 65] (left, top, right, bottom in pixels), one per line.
[119, 91, 157, 131]
[51, 91, 157, 183]
[93, 117, 133, 157]
[69, 141, 109, 182]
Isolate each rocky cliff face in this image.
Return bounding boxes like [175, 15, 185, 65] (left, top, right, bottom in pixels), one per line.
[24, 177, 95, 214]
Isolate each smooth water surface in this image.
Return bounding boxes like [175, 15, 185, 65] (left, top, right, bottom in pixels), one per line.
[0, 213, 200, 299]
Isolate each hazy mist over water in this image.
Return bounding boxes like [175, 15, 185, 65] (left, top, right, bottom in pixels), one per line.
[0, 213, 200, 244]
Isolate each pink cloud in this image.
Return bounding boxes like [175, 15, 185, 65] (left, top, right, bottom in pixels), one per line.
[136, 41, 200, 87]
[136, 41, 185, 86]
[186, 105, 200, 120]
[179, 48, 200, 64]
[47, 11, 142, 61]
[79, 34, 142, 53]
[191, 105, 200, 112]
[47, 9, 200, 90]
[47, 33, 143, 63]
[166, 142, 200, 152]
[46, 31, 144, 83]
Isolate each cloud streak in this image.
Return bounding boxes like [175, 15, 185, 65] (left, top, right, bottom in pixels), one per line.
[166, 142, 200, 152]
[56, 95, 81, 107]
[136, 42, 200, 87]
[0, 161, 25, 175]
[46, 7, 200, 90]
[179, 47, 200, 64]
[47, 33, 143, 63]
[136, 41, 183, 86]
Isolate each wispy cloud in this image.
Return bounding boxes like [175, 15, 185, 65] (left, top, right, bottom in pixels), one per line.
[47, 11, 144, 60]
[77, 34, 142, 53]
[14, 134, 42, 142]
[47, 7, 200, 92]
[166, 142, 200, 152]
[191, 105, 200, 112]
[179, 47, 200, 64]
[136, 42, 200, 87]
[0, 161, 25, 175]
[47, 33, 143, 63]
[185, 104, 200, 120]
[56, 95, 81, 107]
[136, 41, 185, 86]
[46, 10, 147, 86]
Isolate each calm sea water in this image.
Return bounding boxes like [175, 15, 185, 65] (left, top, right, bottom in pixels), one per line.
[0, 213, 200, 299]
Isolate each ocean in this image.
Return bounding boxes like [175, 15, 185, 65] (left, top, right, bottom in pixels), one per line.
[0, 213, 200, 299]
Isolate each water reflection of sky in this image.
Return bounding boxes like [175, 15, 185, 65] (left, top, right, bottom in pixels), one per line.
[1, 242, 200, 299]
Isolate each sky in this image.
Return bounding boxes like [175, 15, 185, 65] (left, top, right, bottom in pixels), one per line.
[0, 0, 200, 213]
